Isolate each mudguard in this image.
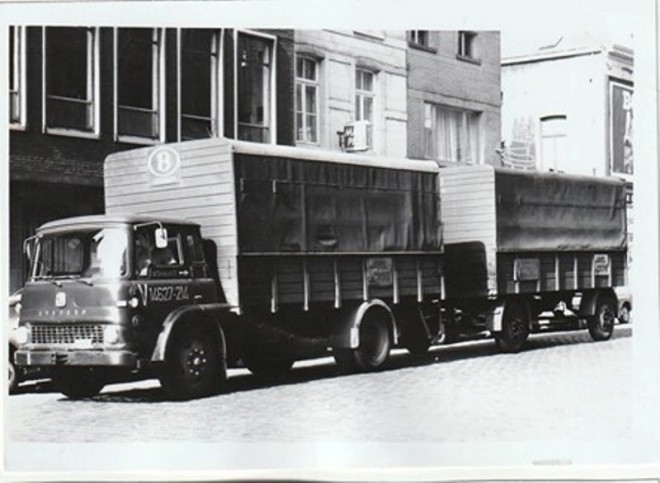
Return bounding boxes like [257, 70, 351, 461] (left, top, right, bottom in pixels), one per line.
[579, 288, 617, 317]
[332, 299, 397, 349]
[151, 303, 231, 362]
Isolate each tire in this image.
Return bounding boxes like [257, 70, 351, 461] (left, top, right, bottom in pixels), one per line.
[334, 307, 392, 372]
[159, 323, 227, 400]
[618, 304, 631, 324]
[495, 299, 530, 353]
[54, 369, 105, 400]
[242, 345, 295, 380]
[8, 346, 19, 394]
[400, 316, 431, 355]
[588, 293, 617, 341]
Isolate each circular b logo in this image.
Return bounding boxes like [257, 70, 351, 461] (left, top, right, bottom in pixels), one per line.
[148, 147, 180, 178]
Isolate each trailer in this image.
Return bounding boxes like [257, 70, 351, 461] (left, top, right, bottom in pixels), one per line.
[439, 164, 627, 350]
[13, 138, 627, 400]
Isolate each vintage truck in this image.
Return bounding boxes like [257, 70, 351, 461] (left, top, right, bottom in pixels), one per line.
[13, 138, 628, 399]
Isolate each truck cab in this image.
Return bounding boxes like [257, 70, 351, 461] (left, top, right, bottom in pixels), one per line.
[14, 215, 224, 399]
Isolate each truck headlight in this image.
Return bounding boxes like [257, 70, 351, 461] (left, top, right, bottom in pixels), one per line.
[14, 302, 22, 316]
[14, 326, 29, 345]
[103, 325, 121, 345]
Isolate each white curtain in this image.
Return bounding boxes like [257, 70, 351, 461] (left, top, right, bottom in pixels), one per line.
[427, 105, 480, 164]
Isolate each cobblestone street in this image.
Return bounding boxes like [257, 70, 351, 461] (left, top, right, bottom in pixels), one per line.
[8, 327, 633, 445]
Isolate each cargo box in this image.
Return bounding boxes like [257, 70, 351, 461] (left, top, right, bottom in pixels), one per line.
[439, 165, 628, 299]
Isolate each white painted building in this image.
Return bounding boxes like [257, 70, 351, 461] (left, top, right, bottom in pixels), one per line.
[501, 35, 633, 181]
[294, 30, 408, 157]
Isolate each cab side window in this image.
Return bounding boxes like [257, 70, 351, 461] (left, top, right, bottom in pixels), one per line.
[135, 227, 185, 278]
[186, 233, 208, 278]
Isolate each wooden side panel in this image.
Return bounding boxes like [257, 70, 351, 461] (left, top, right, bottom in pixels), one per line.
[104, 138, 241, 307]
[237, 255, 442, 311]
[439, 165, 497, 298]
[496, 251, 626, 295]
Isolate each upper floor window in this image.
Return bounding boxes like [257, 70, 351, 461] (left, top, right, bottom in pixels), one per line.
[10, 26, 26, 128]
[295, 56, 319, 144]
[236, 31, 275, 144]
[179, 29, 222, 141]
[44, 27, 99, 136]
[540, 115, 567, 171]
[9, 26, 26, 129]
[457, 31, 478, 61]
[355, 68, 375, 124]
[424, 103, 481, 164]
[408, 30, 430, 48]
[115, 28, 165, 143]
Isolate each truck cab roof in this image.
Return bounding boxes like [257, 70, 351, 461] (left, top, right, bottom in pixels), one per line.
[37, 214, 199, 233]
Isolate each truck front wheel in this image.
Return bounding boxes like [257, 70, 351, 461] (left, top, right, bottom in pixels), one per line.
[160, 323, 227, 400]
[54, 369, 105, 400]
[334, 308, 391, 372]
[588, 293, 617, 341]
[495, 299, 530, 353]
[8, 346, 19, 394]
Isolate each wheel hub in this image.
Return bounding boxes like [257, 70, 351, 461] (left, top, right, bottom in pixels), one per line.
[186, 348, 207, 377]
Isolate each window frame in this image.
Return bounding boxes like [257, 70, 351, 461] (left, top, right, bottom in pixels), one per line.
[10, 26, 27, 130]
[233, 29, 277, 144]
[42, 26, 101, 139]
[424, 102, 482, 164]
[408, 30, 434, 51]
[295, 55, 320, 145]
[355, 67, 376, 124]
[540, 114, 568, 172]
[457, 30, 480, 64]
[177, 28, 224, 141]
[114, 27, 166, 145]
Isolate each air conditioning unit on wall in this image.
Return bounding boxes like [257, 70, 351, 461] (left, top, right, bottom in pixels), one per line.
[339, 120, 372, 152]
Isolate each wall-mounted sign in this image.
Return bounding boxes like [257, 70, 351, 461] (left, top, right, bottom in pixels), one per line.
[609, 82, 633, 176]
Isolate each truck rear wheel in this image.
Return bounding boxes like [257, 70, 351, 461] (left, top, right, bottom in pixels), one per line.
[160, 323, 227, 400]
[588, 293, 617, 341]
[334, 308, 391, 372]
[495, 299, 530, 353]
[54, 369, 105, 400]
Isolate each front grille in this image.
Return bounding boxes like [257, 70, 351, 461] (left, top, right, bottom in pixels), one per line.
[31, 324, 104, 345]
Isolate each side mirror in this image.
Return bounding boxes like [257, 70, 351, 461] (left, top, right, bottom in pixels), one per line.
[155, 227, 169, 249]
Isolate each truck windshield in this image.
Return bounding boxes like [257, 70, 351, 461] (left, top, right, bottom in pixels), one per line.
[30, 227, 129, 280]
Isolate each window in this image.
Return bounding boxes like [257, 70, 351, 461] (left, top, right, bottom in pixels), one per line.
[355, 68, 375, 124]
[457, 31, 477, 60]
[424, 103, 481, 164]
[9, 26, 26, 128]
[236, 31, 275, 143]
[540, 115, 567, 171]
[408, 30, 429, 48]
[44, 27, 99, 135]
[295, 56, 319, 144]
[115, 28, 165, 143]
[179, 29, 222, 141]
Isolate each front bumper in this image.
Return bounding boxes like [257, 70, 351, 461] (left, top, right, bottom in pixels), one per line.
[15, 349, 137, 368]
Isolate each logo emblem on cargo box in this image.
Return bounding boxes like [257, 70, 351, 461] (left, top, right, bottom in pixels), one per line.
[55, 292, 66, 308]
[148, 147, 181, 186]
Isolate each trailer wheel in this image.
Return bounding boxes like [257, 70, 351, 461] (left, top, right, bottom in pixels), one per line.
[160, 323, 227, 400]
[495, 299, 530, 353]
[243, 346, 295, 380]
[54, 369, 105, 400]
[588, 293, 617, 341]
[334, 307, 391, 372]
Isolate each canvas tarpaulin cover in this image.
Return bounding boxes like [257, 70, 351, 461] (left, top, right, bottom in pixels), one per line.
[234, 153, 442, 254]
[495, 168, 627, 252]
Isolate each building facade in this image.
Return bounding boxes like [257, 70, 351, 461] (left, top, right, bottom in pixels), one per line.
[8, 27, 503, 293]
[293, 30, 408, 157]
[8, 26, 295, 292]
[500, 36, 634, 179]
[406, 30, 502, 166]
